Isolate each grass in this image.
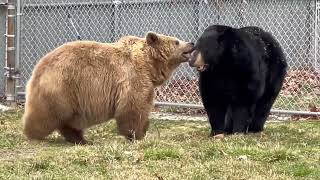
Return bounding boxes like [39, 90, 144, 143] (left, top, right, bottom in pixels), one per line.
[0, 109, 319, 179]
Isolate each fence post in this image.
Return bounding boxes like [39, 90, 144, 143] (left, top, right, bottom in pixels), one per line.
[4, 0, 17, 106]
[315, 0, 319, 72]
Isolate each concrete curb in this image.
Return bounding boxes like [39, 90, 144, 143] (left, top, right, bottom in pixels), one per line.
[0, 104, 13, 112]
[150, 112, 292, 122]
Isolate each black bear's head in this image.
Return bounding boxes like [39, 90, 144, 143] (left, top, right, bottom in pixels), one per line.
[188, 25, 232, 72]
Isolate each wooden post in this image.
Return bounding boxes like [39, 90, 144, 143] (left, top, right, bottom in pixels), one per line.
[5, 0, 16, 106]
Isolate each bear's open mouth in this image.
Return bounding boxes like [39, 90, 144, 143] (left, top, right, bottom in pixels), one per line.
[182, 52, 192, 60]
[197, 64, 209, 72]
[182, 48, 195, 60]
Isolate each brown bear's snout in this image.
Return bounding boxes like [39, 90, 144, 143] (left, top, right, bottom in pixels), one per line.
[182, 43, 195, 60]
[185, 42, 195, 53]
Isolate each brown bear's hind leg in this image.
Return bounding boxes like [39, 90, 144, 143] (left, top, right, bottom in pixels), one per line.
[58, 126, 90, 145]
[22, 111, 58, 141]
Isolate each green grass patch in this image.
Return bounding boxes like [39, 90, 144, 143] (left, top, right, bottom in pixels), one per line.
[0, 109, 319, 179]
[144, 148, 181, 160]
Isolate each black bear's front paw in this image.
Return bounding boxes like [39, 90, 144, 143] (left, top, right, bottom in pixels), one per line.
[209, 131, 225, 139]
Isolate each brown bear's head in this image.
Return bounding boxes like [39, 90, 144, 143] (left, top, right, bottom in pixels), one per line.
[146, 32, 194, 65]
[145, 32, 194, 86]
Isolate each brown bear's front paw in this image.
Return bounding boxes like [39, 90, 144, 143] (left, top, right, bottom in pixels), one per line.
[78, 139, 93, 145]
[125, 130, 146, 142]
[67, 138, 92, 145]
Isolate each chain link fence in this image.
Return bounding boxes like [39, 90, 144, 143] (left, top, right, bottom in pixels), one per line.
[16, 0, 320, 114]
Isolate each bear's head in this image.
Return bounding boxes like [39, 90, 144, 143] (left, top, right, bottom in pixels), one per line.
[146, 32, 194, 64]
[145, 32, 194, 85]
[188, 25, 231, 72]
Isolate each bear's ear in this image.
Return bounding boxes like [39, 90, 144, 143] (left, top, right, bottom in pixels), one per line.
[146, 32, 160, 47]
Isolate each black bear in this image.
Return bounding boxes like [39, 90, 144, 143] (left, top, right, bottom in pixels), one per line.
[189, 25, 287, 138]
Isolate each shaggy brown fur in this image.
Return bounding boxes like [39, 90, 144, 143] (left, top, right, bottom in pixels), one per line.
[22, 32, 194, 144]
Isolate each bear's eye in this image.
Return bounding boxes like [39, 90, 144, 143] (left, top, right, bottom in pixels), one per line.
[175, 40, 179, 46]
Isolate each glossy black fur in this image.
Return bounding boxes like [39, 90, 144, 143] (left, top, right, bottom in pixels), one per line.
[196, 25, 287, 135]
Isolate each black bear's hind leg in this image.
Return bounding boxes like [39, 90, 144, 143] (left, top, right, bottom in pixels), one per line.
[249, 71, 286, 133]
[206, 105, 228, 136]
[249, 91, 279, 133]
[231, 104, 255, 134]
[224, 106, 233, 134]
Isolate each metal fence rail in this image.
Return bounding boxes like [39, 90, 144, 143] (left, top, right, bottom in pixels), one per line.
[12, 0, 320, 115]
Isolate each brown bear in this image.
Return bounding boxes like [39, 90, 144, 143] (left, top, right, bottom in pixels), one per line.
[22, 32, 194, 144]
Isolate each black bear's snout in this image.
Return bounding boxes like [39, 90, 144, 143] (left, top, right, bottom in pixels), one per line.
[188, 50, 198, 67]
